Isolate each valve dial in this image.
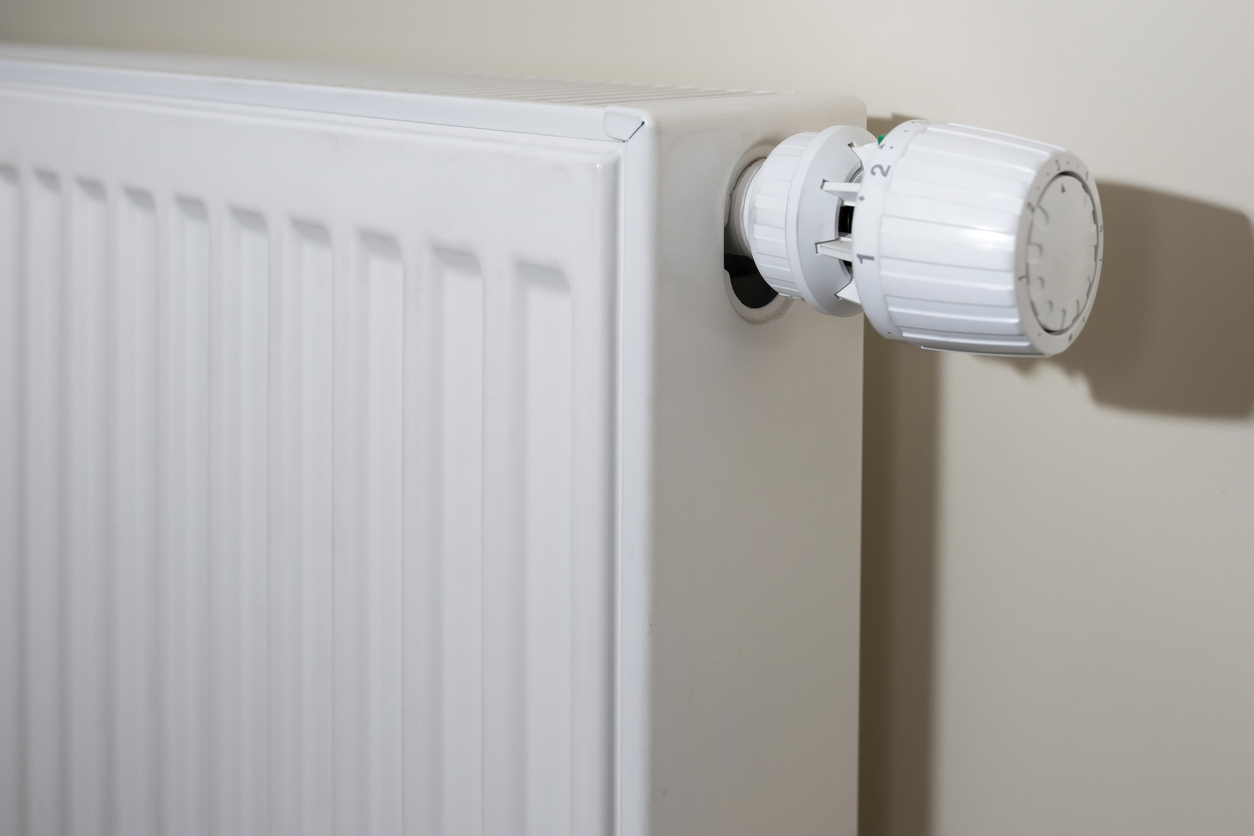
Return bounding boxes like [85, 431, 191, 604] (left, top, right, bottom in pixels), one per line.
[1026, 173, 1100, 334]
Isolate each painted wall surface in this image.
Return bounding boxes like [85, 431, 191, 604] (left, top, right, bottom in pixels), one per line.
[4, 1, 1254, 833]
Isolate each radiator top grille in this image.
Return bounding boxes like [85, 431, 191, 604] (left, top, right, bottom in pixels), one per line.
[0, 43, 772, 107]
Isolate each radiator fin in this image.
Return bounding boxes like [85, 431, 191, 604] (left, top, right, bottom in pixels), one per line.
[435, 249, 487, 836]
[0, 164, 20, 836]
[27, 169, 67, 836]
[521, 264, 575, 836]
[66, 178, 110, 836]
[332, 232, 407, 836]
[210, 208, 271, 836]
[271, 219, 335, 836]
[160, 196, 212, 836]
[114, 187, 161, 836]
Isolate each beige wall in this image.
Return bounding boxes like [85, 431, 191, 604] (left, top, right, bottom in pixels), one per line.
[5, 0, 1254, 832]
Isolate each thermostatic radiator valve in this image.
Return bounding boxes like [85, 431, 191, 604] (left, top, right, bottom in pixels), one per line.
[726, 120, 1103, 356]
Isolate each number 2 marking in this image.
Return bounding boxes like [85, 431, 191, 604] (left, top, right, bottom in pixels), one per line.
[870, 164, 891, 177]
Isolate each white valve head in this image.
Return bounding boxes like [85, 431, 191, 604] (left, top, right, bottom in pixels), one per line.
[728, 120, 1103, 357]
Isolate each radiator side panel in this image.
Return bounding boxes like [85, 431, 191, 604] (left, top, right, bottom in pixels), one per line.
[0, 81, 619, 836]
[639, 94, 867, 836]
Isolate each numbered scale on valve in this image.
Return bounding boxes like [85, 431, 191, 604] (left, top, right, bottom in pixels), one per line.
[725, 120, 1103, 357]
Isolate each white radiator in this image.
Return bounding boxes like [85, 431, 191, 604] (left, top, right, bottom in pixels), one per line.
[0, 45, 865, 836]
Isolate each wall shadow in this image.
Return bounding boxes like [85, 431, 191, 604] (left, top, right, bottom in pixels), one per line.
[855, 139, 1254, 834]
[859, 327, 939, 836]
[857, 113, 940, 836]
[1004, 183, 1254, 418]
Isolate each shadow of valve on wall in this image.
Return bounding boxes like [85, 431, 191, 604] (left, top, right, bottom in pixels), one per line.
[1002, 182, 1254, 419]
[868, 116, 1254, 419]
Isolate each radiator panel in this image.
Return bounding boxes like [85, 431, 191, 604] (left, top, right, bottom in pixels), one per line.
[0, 82, 619, 836]
[1, 46, 870, 836]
